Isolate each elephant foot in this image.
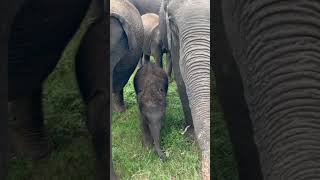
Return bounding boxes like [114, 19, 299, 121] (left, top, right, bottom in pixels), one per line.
[201, 153, 210, 180]
[10, 128, 53, 160]
[142, 136, 153, 149]
[155, 147, 167, 162]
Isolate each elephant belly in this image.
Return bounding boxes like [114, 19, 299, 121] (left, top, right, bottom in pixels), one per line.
[112, 53, 139, 92]
[8, 0, 91, 99]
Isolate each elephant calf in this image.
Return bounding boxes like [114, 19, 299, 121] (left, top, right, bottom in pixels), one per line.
[134, 62, 168, 160]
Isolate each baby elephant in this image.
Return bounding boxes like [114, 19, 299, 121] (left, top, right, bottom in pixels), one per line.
[134, 62, 168, 160]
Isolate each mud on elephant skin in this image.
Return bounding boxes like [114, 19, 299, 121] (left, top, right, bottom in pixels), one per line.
[110, 0, 144, 113]
[160, 0, 210, 179]
[215, 0, 320, 179]
[134, 62, 168, 161]
[7, 0, 111, 179]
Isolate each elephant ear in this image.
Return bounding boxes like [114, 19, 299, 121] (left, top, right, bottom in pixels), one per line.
[110, 13, 138, 51]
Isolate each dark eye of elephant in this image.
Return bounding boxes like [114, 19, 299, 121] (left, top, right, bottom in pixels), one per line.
[159, 88, 164, 92]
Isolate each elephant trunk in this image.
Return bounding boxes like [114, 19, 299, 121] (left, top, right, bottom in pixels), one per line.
[234, 1, 320, 179]
[174, 2, 210, 178]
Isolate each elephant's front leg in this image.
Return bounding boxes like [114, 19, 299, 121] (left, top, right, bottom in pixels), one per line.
[165, 52, 172, 79]
[9, 88, 52, 160]
[152, 46, 163, 68]
[143, 54, 150, 64]
[112, 89, 125, 112]
[170, 51, 194, 137]
[86, 90, 109, 180]
[75, 17, 115, 179]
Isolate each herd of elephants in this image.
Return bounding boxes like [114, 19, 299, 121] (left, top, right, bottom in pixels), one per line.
[1, 0, 320, 179]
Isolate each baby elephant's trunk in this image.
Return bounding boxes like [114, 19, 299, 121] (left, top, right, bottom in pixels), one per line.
[147, 114, 166, 161]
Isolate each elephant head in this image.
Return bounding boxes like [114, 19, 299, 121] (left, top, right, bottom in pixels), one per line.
[160, 0, 210, 179]
[216, 0, 320, 179]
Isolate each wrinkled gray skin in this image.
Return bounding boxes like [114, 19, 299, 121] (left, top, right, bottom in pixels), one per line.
[139, 13, 163, 68]
[110, 0, 144, 113]
[215, 0, 320, 179]
[160, 0, 210, 179]
[134, 62, 168, 161]
[127, 0, 161, 15]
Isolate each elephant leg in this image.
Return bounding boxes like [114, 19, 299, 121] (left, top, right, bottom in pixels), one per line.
[214, 10, 262, 178]
[141, 116, 153, 148]
[215, 70, 262, 179]
[86, 90, 109, 180]
[9, 88, 52, 160]
[143, 54, 150, 64]
[1, 2, 25, 178]
[75, 16, 114, 179]
[153, 50, 163, 68]
[165, 53, 173, 79]
[171, 54, 194, 138]
[112, 89, 125, 112]
[136, 55, 143, 69]
[148, 121, 166, 161]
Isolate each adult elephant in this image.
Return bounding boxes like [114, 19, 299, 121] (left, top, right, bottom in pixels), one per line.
[109, 0, 143, 178]
[215, 0, 320, 179]
[5, 0, 112, 179]
[159, 0, 210, 179]
[110, 0, 144, 114]
[127, 0, 161, 15]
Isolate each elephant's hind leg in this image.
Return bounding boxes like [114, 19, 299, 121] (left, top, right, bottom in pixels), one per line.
[9, 88, 52, 160]
[75, 17, 113, 179]
[112, 89, 126, 112]
[165, 53, 173, 79]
